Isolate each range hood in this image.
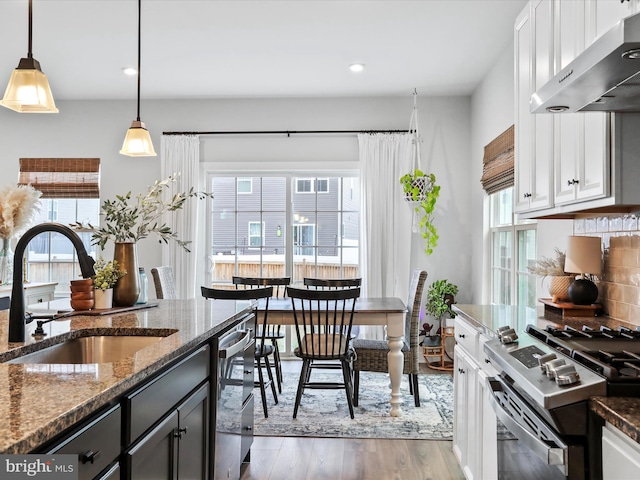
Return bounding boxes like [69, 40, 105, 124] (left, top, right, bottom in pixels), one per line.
[531, 12, 640, 113]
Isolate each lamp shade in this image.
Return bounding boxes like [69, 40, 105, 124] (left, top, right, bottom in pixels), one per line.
[564, 236, 602, 275]
[0, 60, 58, 113]
[120, 121, 157, 157]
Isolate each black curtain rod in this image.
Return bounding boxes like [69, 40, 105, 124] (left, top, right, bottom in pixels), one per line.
[162, 129, 411, 136]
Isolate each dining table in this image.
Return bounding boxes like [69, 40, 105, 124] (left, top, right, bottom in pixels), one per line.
[260, 296, 408, 417]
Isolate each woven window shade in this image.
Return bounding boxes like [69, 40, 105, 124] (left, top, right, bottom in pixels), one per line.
[18, 158, 100, 199]
[480, 125, 514, 195]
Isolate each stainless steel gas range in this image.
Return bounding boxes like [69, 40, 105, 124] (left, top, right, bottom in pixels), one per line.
[484, 324, 640, 480]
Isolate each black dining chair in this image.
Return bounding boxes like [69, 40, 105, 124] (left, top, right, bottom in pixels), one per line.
[200, 285, 278, 418]
[232, 276, 290, 393]
[286, 286, 360, 419]
[0, 296, 10, 311]
[302, 277, 362, 377]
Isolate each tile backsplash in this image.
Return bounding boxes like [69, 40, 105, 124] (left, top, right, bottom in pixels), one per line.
[575, 214, 640, 326]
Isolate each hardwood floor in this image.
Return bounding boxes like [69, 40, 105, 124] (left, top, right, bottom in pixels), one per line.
[241, 437, 464, 480]
[240, 360, 464, 480]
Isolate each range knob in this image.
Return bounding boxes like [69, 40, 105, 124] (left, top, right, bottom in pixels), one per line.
[538, 353, 557, 372]
[554, 364, 581, 386]
[497, 326, 518, 344]
[545, 358, 566, 378]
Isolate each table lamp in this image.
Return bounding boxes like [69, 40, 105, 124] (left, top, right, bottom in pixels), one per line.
[564, 235, 602, 305]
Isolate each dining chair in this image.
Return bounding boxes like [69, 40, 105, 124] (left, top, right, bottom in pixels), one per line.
[352, 269, 427, 407]
[200, 285, 278, 418]
[302, 277, 362, 374]
[232, 276, 290, 392]
[286, 285, 360, 419]
[150, 266, 177, 300]
[0, 296, 9, 310]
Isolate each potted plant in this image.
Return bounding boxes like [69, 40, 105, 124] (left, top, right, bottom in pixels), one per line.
[93, 257, 127, 309]
[422, 279, 458, 347]
[527, 247, 574, 303]
[399, 169, 440, 255]
[72, 174, 211, 306]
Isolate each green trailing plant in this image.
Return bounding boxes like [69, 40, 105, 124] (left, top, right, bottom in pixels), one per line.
[425, 279, 459, 320]
[72, 174, 212, 252]
[399, 169, 440, 255]
[93, 257, 126, 290]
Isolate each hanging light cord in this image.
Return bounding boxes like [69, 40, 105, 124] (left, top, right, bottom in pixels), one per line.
[27, 0, 33, 59]
[136, 0, 141, 122]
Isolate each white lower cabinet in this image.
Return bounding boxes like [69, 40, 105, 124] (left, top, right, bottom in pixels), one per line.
[602, 422, 640, 480]
[453, 318, 498, 480]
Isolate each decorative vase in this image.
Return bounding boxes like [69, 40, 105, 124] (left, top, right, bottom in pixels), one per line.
[548, 275, 574, 303]
[94, 288, 113, 309]
[0, 236, 14, 285]
[113, 242, 140, 307]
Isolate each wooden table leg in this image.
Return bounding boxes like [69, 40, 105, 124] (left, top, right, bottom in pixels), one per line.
[387, 334, 404, 417]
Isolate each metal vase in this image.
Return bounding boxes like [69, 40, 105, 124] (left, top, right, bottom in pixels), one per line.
[113, 242, 140, 307]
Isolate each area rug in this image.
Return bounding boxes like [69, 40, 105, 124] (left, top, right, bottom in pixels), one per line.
[250, 369, 454, 440]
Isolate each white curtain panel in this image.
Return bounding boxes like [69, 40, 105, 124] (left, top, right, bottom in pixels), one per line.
[359, 133, 414, 302]
[160, 134, 201, 299]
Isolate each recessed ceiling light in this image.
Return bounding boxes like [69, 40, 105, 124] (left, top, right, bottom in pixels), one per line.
[122, 67, 137, 76]
[349, 63, 365, 73]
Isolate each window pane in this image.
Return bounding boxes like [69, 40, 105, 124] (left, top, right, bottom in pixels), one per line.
[517, 229, 537, 307]
[490, 188, 513, 227]
[492, 231, 512, 269]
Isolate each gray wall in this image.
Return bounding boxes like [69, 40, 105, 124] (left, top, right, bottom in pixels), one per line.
[0, 96, 473, 300]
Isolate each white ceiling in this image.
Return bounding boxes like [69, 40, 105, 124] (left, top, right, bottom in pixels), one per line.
[0, 0, 528, 100]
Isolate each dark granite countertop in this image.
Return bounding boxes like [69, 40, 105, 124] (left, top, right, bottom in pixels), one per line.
[0, 298, 252, 454]
[590, 397, 640, 443]
[453, 304, 640, 445]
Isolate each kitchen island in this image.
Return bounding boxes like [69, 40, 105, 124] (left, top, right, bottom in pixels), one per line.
[0, 298, 254, 478]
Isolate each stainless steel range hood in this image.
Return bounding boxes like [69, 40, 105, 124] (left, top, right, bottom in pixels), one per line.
[531, 12, 640, 113]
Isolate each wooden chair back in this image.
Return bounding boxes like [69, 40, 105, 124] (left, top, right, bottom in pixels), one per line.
[286, 286, 360, 360]
[303, 277, 362, 290]
[232, 276, 290, 298]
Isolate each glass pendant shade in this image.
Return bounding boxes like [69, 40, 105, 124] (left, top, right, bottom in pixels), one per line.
[120, 120, 157, 157]
[0, 58, 58, 113]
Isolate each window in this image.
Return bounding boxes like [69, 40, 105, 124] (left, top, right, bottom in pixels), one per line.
[18, 158, 101, 297]
[248, 221, 264, 247]
[207, 174, 360, 357]
[28, 199, 100, 296]
[489, 187, 536, 307]
[316, 178, 329, 193]
[237, 178, 252, 194]
[208, 175, 359, 283]
[296, 178, 313, 193]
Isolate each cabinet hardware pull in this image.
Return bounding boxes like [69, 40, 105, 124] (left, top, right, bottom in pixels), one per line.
[523, 192, 532, 198]
[244, 370, 252, 375]
[458, 368, 465, 374]
[567, 179, 579, 186]
[246, 426, 253, 431]
[80, 450, 101, 464]
[458, 334, 465, 338]
[174, 427, 188, 439]
[485, 358, 491, 364]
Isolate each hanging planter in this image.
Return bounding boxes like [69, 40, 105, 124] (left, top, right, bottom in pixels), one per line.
[400, 90, 441, 256]
[400, 169, 440, 255]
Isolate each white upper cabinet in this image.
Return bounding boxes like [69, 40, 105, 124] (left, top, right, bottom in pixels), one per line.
[553, 0, 609, 207]
[515, 0, 640, 218]
[514, 0, 553, 213]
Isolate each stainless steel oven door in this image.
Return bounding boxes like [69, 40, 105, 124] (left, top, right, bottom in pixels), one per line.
[487, 376, 580, 479]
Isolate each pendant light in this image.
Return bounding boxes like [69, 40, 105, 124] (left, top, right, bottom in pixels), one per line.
[0, 0, 58, 113]
[120, 0, 156, 156]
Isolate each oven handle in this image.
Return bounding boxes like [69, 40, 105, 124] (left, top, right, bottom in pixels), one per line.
[218, 330, 252, 359]
[486, 377, 568, 473]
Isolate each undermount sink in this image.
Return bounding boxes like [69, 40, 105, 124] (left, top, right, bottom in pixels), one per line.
[6, 335, 167, 364]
